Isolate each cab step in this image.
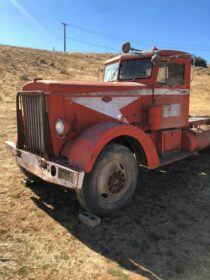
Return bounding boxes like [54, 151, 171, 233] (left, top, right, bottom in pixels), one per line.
[159, 150, 197, 167]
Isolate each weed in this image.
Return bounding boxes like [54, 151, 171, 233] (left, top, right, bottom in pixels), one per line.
[108, 268, 131, 280]
[50, 62, 55, 67]
[60, 69, 69, 75]
[108, 268, 122, 277]
[19, 74, 29, 81]
[39, 58, 47, 64]
[17, 266, 28, 277]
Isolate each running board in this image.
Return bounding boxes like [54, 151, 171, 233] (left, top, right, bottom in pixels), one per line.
[159, 150, 197, 167]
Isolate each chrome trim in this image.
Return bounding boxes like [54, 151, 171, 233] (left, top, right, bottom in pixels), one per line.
[5, 140, 85, 189]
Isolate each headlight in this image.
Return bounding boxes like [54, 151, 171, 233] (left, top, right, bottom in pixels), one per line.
[55, 119, 65, 136]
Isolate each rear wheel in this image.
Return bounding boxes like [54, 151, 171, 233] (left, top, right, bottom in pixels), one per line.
[76, 144, 138, 216]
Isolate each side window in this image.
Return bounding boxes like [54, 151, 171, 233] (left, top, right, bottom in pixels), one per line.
[157, 62, 185, 86]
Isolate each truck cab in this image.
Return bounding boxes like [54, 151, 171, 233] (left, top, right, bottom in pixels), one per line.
[5, 42, 210, 216]
[103, 48, 191, 130]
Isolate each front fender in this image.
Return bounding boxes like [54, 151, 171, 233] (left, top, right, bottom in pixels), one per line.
[61, 122, 160, 172]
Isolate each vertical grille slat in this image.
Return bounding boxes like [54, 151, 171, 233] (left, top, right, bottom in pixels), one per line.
[35, 95, 39, 153]
[31, 94, 36, 152]
[16, 91, 52, 159]
[40, 96, 45, 152]
[28, 95, 32, 151]
[27, 95, 31, 150]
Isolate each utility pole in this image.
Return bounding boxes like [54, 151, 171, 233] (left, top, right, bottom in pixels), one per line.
[61, 22, 68, 52]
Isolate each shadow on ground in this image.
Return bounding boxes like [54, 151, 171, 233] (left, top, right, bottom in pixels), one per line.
[28, 152, 210, 280]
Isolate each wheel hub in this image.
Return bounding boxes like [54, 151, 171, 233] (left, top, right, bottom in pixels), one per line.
[107, 170, 126, 194]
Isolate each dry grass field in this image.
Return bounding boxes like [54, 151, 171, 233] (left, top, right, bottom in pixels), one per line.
[0, 45, 210, 280]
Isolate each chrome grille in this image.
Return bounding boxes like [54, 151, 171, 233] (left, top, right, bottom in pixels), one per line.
[17, 91, 52, 158]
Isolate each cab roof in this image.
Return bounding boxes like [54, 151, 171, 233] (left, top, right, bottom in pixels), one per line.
[104, 49, 190, 65]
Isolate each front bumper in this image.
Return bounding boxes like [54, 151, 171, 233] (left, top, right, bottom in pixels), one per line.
[5, 140, 85, 189]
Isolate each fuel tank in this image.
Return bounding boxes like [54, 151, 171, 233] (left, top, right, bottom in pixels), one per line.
[182, 124, 210, 152]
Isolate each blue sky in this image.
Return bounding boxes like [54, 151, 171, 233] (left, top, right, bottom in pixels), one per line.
[0, 0, 210, 62]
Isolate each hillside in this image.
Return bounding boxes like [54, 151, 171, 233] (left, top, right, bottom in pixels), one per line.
[1, 45, 210, 280]
[0, 44, 210, 115]
[0, 45, 112, 105]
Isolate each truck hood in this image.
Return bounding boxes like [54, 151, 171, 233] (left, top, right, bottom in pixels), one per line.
[22, 80, 150, 95]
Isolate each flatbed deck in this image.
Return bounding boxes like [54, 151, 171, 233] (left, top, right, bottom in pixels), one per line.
[189, 117, 210, 126]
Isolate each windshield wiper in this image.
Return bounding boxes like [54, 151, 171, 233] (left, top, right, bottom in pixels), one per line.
[132, 78, 138, 82]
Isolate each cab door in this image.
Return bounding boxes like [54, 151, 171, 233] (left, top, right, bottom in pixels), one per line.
[154, 59, 190, 129]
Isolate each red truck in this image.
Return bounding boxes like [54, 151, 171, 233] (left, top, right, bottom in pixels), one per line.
[6, 42, 210, 216]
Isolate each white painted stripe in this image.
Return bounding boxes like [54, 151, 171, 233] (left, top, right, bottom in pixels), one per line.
[67, 88, 189, 121]
[154, 88, 189, 95]
[66, 89, 151, 97]
[65, 88, 189, 98]
[71, 96, 138, 120]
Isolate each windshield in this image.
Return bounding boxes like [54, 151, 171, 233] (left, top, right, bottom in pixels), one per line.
[103, 62, 119, 82]
[119, 58, 152, 80]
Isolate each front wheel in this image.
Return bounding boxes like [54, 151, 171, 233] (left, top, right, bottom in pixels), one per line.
[76, 144, 138, 216]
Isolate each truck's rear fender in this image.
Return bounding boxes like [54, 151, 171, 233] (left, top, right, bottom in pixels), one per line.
[61, 122, 160, 173]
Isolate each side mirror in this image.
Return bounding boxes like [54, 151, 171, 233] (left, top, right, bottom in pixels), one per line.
[151, 54, 161, 65]
[122, 41, 141, 53]
[122, 42, 131, 54]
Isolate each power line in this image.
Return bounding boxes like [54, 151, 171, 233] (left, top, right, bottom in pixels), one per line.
[67, 36, 119, 52]
[69, 23, 124, 42]
[69, 23, 210, 51]
[35, 37, 63, 47]
[22, 21, 209, 55]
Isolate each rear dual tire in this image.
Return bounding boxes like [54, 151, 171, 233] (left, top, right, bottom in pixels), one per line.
[76, 144, 138, 216]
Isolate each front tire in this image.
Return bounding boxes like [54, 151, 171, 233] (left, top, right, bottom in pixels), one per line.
[76, 144, 138, 216]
